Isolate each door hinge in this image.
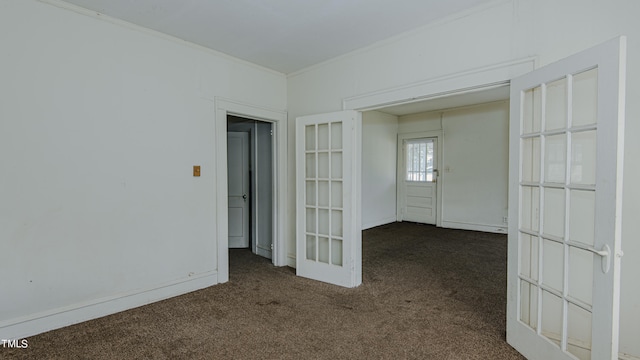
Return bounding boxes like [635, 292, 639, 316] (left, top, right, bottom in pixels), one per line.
[270, 129, 273, 136]
[271, 243, 274, 250]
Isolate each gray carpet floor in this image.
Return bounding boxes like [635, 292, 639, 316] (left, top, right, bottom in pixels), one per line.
[3, 222, 524, 359]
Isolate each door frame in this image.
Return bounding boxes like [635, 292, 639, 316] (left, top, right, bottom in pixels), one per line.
[397, 131, 443, 226]
[215, 98, 288, 283]
[227, 118, 275, 258]
[343, 58, 535, 226]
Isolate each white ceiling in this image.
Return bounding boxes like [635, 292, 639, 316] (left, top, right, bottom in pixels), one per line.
[61, 0, 496, 74]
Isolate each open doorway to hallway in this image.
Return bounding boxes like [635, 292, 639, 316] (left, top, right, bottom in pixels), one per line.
[227, 115, 274, 261]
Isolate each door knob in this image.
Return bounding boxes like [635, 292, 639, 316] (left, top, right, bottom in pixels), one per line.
[242, 194, 247, 201]
[586, 244, 610, 273]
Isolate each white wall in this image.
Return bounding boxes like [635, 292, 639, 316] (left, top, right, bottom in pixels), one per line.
[397, 101, 509, 233]
[440, 102, 509, 232]
[0, 0, 286, 339]
[397, 111, 442, 134]
[287, 0, 640, 357]
[361, 111, 398, 229]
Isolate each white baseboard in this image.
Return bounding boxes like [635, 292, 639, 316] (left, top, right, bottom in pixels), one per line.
[620, 353, 640, 360]
[440, 220, 507, 234]
[362, 216, 397, 230]
[0, 271, 218, 340]
[287, 254, 296, 268]
[255, 247, 272, 260]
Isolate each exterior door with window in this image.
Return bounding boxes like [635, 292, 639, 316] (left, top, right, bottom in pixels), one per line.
[507, 37, 625, 360]
[400, 137, 437, 225]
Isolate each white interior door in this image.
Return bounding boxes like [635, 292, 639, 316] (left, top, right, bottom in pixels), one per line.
[401, 137, 437, 224]
[253, 121, 273, 259]
[296, 110, 362, 288]
[507, 37, 626, 360]
[228, 131, 250, 248]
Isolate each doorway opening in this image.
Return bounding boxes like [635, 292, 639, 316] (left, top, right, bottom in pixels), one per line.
[214, 98, 287, 283]
[227, 115, 274, 261]
[360, 84, 511, 233]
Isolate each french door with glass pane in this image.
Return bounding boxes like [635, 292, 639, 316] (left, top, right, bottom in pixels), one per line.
[507, 37, 626, 360]
[295, 110, 362, 288]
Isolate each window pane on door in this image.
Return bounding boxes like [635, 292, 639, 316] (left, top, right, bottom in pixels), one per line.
[406, 139, 434, 181]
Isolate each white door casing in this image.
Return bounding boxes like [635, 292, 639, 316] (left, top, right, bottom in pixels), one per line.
[296, 110, 362, 288]
[399, 137, 438, 225]
[228, 131, 250, 248]
[507, 37, 626, 360]
[215, 98, 288, 283]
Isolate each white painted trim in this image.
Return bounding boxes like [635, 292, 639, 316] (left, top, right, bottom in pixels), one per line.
[215, 98, 288, 283]
[343, 57, 536, 112]
[397, 131, 443, 227]
[0, 272, 217, 340]
[440, 220, 507, 234]
[619, 353, 640, 360]
[287, 255, 296, 268]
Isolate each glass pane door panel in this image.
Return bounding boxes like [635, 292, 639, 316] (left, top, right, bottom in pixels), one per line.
[331, 210, 343, 237]
[305, 125, 316, 151]
[521, 186, 540, 232]
[306, 235, 316, 261]
[331, 181, 343, 208]
[306, 181, 316, 206]
[541, 291, 564, 347]
[543, 188, 566, 238]
[305, 153, 316, 178]
[331, 122, 342, 149]
[405, 138, 434, 182]
[331, 152, 343, 178]
[306, 208, 316, 233]
[317, 153, 329, 178]
[523, 86, 542, 134]
[318, 209, 329, 236]
[571, 131, 597, 185]
[522, 137, 541, 182]
[318, 236, 330, 263]
[317, 124, 329, 150]
[573, 68, 598, 127]
[520, 280, 539, 330]
[317, 181, 329, 207]
[545, 135, 567, 183]
[542, 239, 564, 292]
[569, 190, 596, 246]
[546, 78, 568, 131]
[519, 233, 539, 280]
[568, 247, 594, 306]
[331, 239, 343, 266]
[567, 304, 593, 360]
